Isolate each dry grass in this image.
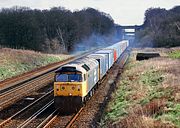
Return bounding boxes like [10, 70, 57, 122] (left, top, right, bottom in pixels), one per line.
[102, 48, 180, 128]
[0, 48, 71, 81]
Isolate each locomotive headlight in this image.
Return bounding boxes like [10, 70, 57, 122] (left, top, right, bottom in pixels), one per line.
[77, 85, 81, 91]
[72, 86, 75, 90]
[56, 85, 60, 91]
[61, 86, 65, 90]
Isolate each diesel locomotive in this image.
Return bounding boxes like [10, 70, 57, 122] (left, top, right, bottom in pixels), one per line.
[54, 40, 129, 112]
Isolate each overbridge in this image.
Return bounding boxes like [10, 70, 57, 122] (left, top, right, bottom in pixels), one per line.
[116, 25, 143, 43]
[117, 25, 142, 35]
[118, 25, 142, 30]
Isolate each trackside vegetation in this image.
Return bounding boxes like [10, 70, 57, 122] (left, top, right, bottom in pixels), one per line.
[101, 49, 180, 128]
[168, 50, 180, 59]
[135, 6, 180, 47]
[0, 48, 70, 81]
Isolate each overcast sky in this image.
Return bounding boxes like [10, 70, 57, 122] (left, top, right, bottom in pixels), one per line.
[0, 0, 180, 25]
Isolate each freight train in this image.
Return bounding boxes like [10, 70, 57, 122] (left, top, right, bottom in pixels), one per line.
[54, 40, 129, 112]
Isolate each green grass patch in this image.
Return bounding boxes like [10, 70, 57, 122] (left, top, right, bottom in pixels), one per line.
[0, 55, 65, 81]
[139, 87, 172, 106]
[139, 70, 165, 105]
[139, 70, 164, 87]
[168, 50, 180, 59]
[102, 79, 132, 124]
[156, 103, 180, 127]
[125, 59, 143, 70]
[39, 56, 64, 66]
[101, 63, 166, 126]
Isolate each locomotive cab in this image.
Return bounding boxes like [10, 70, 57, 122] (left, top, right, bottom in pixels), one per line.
[54, 57, 99, 112]
[54, 66, 85, 97]
[54, 65, 88, 112]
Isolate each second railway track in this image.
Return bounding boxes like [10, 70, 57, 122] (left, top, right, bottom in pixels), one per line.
[0, 72, 54, 111]
[0, 90, 53, 128]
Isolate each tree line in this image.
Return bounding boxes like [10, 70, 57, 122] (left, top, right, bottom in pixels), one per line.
[135, 6, 180, 47]
[0, 6, 116, 53]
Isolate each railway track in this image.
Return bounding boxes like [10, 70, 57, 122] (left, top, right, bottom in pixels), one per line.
[0, 90, 53, 128]
[0, 50, 97, 111]
[0, 72, 54, 111]
[0, 95, 83, 128]
[17, 100, 55, 128]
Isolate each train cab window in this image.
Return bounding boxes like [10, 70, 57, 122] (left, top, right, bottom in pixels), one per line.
[56, 74, 68, 82]
[82, 64, 90, 71]
[56, 74, 82, 82]
[69, 74, 82, 82]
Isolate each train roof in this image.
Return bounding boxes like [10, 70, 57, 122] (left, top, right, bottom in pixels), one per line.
[95, 49, 114, 54]
[88, 54, 105, 59]
[55, 57, 98, 74]
[119, 40, 128, 44]
[105, 45, 119, 49]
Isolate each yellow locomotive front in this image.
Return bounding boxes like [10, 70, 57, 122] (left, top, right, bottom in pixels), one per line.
[54, 65, 87, 111]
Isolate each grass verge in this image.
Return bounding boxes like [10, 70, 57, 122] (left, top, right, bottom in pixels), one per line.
[0, 48, 70, 81]
[168, 50, 180, 59]
[101, 49, 180, 128]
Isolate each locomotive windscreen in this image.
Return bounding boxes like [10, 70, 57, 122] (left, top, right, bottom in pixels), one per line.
[56, 73, 82, 82]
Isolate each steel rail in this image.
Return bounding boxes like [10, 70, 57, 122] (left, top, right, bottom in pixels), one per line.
[0, 72, 53, 99]
[37, 109, 59, 128]
[41, 108, 83, 128]
[0, 73, 54, 111]
[65, 108, 84, 128]
[17, 100, 54, 128]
